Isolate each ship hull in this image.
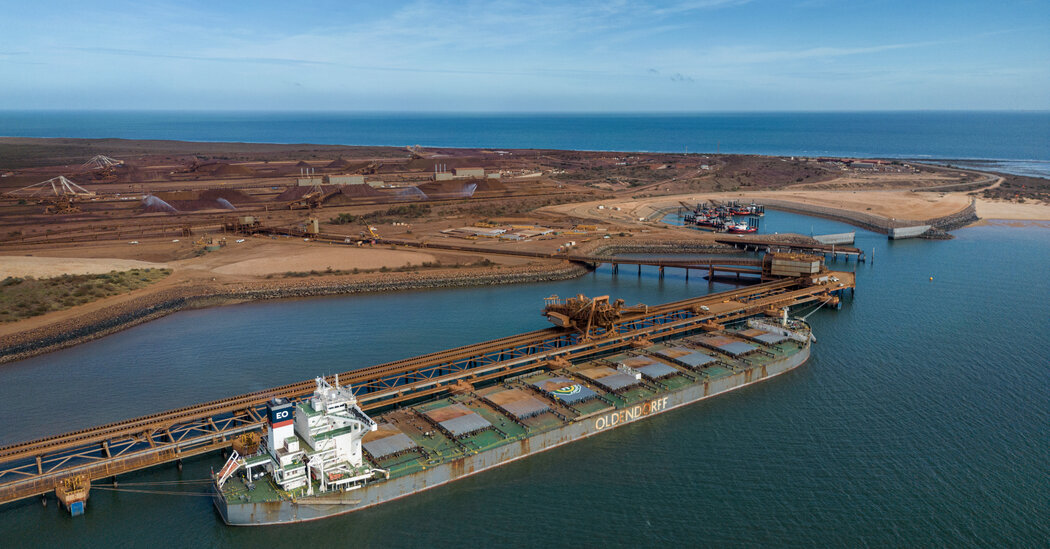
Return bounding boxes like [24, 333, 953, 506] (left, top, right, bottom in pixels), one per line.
[215, 342, 809, 526]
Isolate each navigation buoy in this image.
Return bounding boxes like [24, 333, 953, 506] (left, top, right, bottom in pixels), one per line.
[929, 276, 934, 281]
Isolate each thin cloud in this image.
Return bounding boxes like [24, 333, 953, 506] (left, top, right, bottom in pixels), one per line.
[699, 40, 945, 65]
[68, 45, 631, 80]
[67, 47, 333, 67]
[653, 0, 752, 15]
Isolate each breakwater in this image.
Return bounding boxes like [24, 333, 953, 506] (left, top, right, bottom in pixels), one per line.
[753, 197, 978, 237]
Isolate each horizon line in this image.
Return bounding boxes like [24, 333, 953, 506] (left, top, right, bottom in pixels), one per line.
[2, 108, 1049, 115]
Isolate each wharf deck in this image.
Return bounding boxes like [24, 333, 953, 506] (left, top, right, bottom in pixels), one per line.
[0, 273, 854, 508]
[715, 237, 865, 258]
[566, 255, 763, 268]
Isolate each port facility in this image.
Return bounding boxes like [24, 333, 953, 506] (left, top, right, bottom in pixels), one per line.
[0, 258, 855, 514]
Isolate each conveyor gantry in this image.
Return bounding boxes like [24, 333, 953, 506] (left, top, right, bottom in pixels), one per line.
[0, 273, 854, 508]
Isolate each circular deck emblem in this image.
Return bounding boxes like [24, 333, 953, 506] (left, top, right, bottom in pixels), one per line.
[552, 384, 582, 396]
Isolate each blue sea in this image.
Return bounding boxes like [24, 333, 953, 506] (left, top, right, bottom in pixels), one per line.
[1, 111, 1049, 177]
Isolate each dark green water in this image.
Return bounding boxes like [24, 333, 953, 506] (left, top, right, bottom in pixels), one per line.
[1, 212, 1047, 547]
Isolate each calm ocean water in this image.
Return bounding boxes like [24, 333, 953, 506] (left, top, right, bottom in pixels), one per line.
[0, 211, 1047, 547]
[1, 111, 1049, 177]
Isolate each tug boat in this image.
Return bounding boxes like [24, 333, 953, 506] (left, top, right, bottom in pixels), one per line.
[726, 222, 758, 234]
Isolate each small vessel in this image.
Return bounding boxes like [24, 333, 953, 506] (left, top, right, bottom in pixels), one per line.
[729, 203, 764, 216]
[726, 222, 758, 234]
[695, 215, 730, 229]
[213, 316, 814, 526]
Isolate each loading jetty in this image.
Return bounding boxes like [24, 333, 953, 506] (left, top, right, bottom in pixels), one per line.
[714, 236, 866, 262]
[0, 254, 855, 519]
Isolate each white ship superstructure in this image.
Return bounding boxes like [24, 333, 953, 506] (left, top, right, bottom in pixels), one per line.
[216, 377, 385, 496]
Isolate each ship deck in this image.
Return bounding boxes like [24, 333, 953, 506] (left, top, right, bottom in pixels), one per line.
[221, 474, 285, 505]
[219, 322, 808, 504]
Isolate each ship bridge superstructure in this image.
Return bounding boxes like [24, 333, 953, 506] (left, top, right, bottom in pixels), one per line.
[292, 377, 379, 493]
[219, 377, 383, 496]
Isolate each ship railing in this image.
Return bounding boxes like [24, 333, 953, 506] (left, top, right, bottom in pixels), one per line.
[746, 318, 810, 344]
[216, 450, 242, 489]
[350, 405, 378, 429]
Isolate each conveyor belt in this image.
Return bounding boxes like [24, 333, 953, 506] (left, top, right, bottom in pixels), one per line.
[0, 273, 854, 506]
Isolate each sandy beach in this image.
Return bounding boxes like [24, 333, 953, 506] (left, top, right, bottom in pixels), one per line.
[973, 198, 1050, 220]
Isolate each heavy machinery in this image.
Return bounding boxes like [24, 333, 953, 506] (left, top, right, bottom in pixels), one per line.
[358, 160, 380, 175]
[82, 155, 123, 171]
[543, 294, 649, 340]
[286, 185, 342, 210]
[5, 176, 96, 214]
[224, 216, 260, 234]
[679, 200, 701, 212]
[82, 155, 124, 181]
[288, 187, 323, 210]
[43, 195, 82, 215]
[232, 432, 261, 455]
[7, 176, 95, 209]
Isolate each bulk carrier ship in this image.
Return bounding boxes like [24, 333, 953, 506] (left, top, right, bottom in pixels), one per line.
[213, 315, 814, 526]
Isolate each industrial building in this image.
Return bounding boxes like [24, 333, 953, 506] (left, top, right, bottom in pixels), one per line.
[328, 175, 365, 185]
[452, 167, 485, 178]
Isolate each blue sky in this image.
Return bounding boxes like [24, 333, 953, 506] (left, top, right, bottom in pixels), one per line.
[1, 0, 1047, 111]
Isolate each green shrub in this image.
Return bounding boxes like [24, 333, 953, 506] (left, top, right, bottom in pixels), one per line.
[0, 268, 171, 323]
[330, 213, 357, 225]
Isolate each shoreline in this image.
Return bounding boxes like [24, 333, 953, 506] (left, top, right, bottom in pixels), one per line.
[967, 218, 1050, 228]
[544, 191, 994, 237]
[757, 197, 979, 235]
[0, 239, 746, 364]
[3, 126, 1049, 175]
[0, 261, 588, 365]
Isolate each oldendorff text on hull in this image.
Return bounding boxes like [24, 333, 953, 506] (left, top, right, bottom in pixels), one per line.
[213, 317, 814, 526]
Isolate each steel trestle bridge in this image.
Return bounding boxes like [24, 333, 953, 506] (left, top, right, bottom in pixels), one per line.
[0, 273, 854, 508]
